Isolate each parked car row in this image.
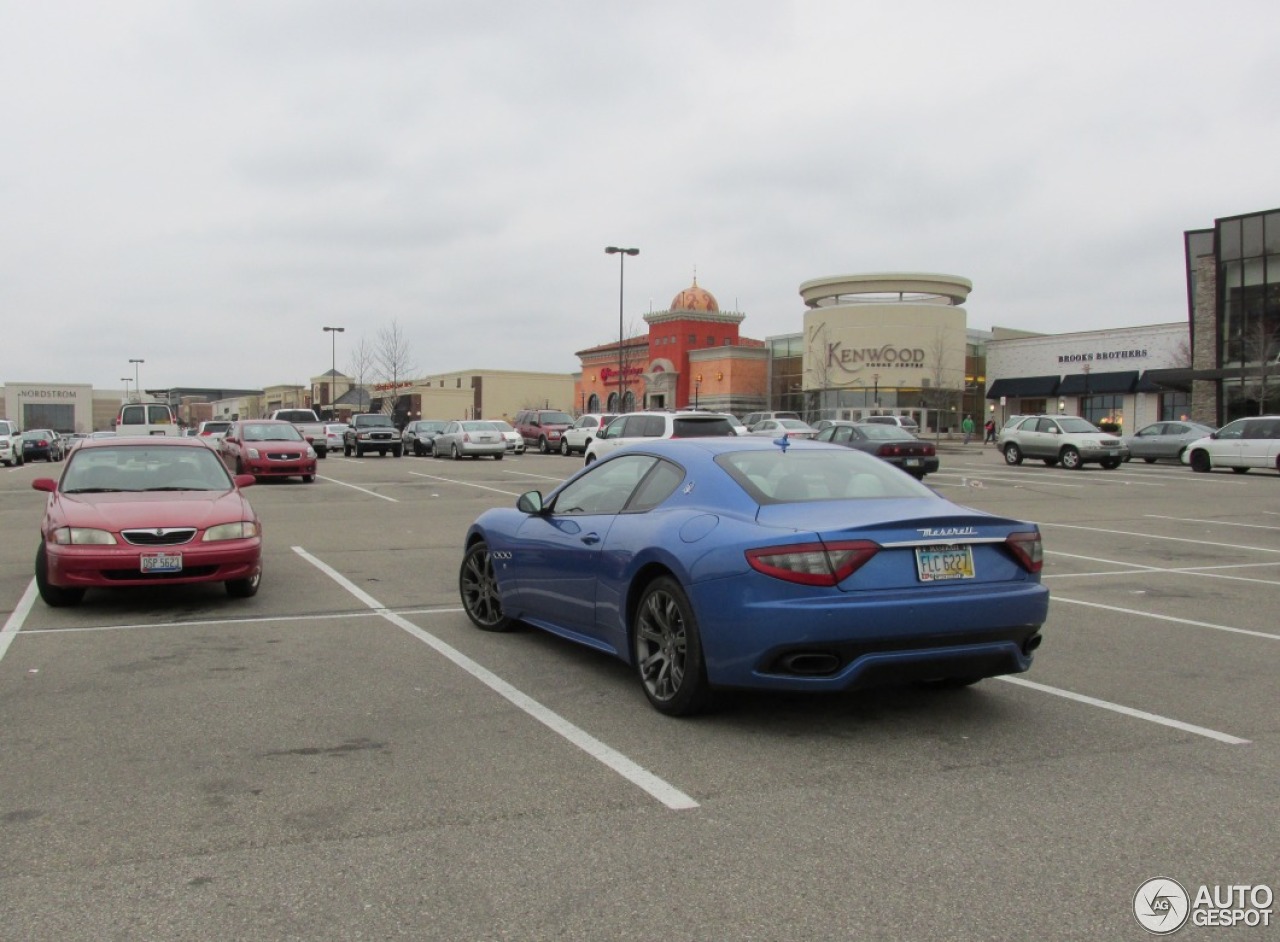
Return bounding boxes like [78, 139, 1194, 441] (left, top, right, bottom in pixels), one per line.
[992, 413, 1280, 476]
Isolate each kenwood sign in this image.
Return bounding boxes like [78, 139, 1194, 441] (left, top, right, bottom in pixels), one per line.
[826, 342, 927, 373]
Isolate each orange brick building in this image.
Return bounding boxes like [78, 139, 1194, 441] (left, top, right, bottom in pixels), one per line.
[574, 278, 768, 416]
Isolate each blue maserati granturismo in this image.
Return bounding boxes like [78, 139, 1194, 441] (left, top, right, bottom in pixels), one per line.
[459, 438, 1048, 716]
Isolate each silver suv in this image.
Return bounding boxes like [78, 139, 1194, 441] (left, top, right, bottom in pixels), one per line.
[999, 415, 1128, 470]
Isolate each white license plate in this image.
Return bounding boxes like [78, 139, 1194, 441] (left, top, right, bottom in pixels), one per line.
[1107, 449, 1119, 456]
[904, 458, 921, 467]
[914, 544, 974, 582]
[141, 553, 182, 573]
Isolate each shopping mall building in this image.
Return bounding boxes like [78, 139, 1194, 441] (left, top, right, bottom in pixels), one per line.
[5, 207, 1274, 433]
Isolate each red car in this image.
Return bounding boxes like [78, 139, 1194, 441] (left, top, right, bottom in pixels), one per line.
[217, 419, 318, 482]
[31, 437, 263, 607]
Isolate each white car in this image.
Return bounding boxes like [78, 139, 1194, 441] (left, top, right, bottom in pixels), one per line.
[583, 411, 737, 464]
[323, 423, 347, 456]
[0, 419, 24, 467]
[196, 420, 233, 443]
[560, 413, 618, 456]
[1181, 415, 1280, 474]
[746, 417, 818, 440]
[485, 419, 526, 454]
[862, 414, 921, 434]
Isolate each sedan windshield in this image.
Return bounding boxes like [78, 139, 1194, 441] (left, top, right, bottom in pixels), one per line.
[242, 424, 304, 441]
[61, 446, 233, 493]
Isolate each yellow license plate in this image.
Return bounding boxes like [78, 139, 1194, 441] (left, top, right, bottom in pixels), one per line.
[914, 544, 975, 582]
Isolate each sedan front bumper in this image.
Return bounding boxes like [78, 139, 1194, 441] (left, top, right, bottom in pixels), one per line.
[45, 538, 262, 589]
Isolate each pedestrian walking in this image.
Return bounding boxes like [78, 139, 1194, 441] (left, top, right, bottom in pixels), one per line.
[961, 413, 975, 445]
[984, 418, 997, 445]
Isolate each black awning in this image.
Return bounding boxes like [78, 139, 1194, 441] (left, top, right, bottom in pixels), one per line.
[1137, 368, 1194, 392]
[986, 375, 1060, 399]
[1057, 370, 1137, 395]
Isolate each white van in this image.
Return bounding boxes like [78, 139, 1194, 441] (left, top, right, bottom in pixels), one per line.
[115, 402, 181, 437]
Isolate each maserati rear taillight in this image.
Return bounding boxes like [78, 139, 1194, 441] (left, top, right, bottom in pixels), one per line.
[746, 540, 880, 586]
[1005, 531, 1043, 573]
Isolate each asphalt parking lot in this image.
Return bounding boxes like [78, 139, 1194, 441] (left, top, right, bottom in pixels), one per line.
[1, 446, 1276, 940]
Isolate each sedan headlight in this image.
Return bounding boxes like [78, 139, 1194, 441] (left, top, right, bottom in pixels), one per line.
[306, 446, 317, 459]
[52, 527, 117, 545]
[245, 447, 261, 459]
[203, 521, 260, 541]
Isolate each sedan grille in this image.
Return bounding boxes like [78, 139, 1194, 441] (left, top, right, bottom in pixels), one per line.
[122, 528, 197, 546]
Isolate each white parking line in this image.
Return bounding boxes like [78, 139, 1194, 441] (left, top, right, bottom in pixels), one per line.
[995, 676, 1250, 745]
[292, 546, 699, 811]
[500, 469, 569, 482]
[407, 471, 524, 497]
[1145, 514, 1280, 531]
[0, 580, 38, 664]
[1044, 551, 1280, 587]
[317, 476, 398, 502]
[1052, 595, 1280, 641]
[1043, 522, 1280, 554]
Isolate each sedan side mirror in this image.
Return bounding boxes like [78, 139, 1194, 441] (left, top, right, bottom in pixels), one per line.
[517, 490, 544, 514]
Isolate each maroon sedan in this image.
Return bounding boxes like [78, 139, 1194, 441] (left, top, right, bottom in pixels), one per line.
[218, 419, 318, 482]
[31, 437, 263, 607]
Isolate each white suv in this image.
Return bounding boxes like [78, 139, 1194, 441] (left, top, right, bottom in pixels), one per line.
[560, 413, 618, 456]
[0, 419, 22, 467]
[584, 411, 737, 464]
[999, 415, 1128, 470]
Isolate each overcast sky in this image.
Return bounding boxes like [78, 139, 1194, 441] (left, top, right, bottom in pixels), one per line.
[3, 1, 1278, 394]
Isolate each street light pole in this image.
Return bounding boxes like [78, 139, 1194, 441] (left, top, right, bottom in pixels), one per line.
[129, 359, 144, 401]
[120, 378, 131, 402]
[605, 246, 639, 412]
[323, 327, 345, 419]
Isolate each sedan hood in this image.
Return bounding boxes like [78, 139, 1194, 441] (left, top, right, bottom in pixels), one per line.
[52, 491, 253, 530]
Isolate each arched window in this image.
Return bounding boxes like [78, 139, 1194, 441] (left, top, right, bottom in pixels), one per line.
[622, 391, 636, 412]
[607, 392, 619, 412]
[587, 393, 600, 412]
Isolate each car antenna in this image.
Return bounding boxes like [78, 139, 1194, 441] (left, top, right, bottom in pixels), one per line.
[773, 435, 790, 453]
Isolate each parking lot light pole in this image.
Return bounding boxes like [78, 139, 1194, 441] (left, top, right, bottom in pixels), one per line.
[129, 359, 144, 401]
[120, 378, 131, 402]
[605, 246, 638, 412]
[323, 327, 345, 419]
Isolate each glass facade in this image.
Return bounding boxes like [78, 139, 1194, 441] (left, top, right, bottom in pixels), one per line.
[1215, 210, 1280, 421]
[1159, 390, 1192, 421]
[768, 335, 805, 416]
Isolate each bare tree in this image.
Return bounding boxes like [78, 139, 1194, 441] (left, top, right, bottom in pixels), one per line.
[920, 328, 964, 434]
[346, 336, 376, 411]
[374, 319, 418, 418]
[803, 320, 837, 420]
